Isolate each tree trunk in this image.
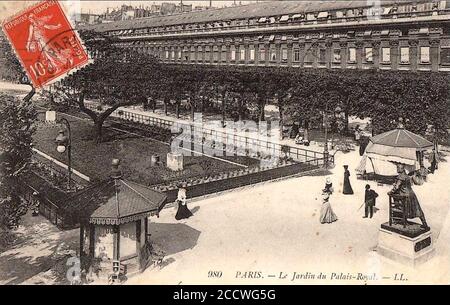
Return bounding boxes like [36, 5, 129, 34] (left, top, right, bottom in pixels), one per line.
[190, 99, 195, 122]
[176, 101, 180, 119]
[222, 97, 226, 127]
[259, 97, 266, 122]
[238, 98, 244, 122]
[163, 98, 168, 115]
[278, 100, 284, 140]
[201, 97, 205, 113]
[94, 119, 104, 143]
[344, 111, 349, 135]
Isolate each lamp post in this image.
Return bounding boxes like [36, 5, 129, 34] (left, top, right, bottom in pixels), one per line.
[55, 118, 72, 190]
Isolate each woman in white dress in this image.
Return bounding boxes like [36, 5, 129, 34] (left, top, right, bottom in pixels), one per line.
[320, 190, 338, 224]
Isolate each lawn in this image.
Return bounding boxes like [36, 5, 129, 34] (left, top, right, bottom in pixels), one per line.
[33, 112, 253, 186]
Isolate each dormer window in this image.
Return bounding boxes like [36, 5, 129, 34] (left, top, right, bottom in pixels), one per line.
[258, 17, 267, 23]
[317, 11, 328, 19]
[306, 13, 316, 20]
[291, 13, 305, 20]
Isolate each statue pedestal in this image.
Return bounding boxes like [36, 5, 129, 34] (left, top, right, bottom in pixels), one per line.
[377, 222, 435, 267]
[167, 153, 183, 171]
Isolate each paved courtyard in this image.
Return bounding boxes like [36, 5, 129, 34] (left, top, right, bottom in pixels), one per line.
[127, 148, 450, 285]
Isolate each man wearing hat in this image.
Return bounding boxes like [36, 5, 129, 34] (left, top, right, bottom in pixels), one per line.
[363, 184, 378, 219]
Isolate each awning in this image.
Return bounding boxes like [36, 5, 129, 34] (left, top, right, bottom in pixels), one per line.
[279, 15, 289, 22]
[269, 35, 275, 41]
[317, 11, 329, 18]
[419, 27, 429, 34]
[365, 142, 418, 164]
[364, 30, 372, 36]
[381, 29, 390, 36]
[258, 17, 267, 23]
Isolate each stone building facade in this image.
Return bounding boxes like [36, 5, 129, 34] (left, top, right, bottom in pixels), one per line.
[83, 0, 450, 73]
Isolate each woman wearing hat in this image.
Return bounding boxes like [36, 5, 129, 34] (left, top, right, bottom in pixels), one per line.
[324, 178, 334, 195]
[175, 183, 193, 220]
[342, 165, 354, 195]
[320, 190, 338, 224]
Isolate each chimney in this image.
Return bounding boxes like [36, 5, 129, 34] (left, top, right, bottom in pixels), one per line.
[111, 159, 122, 179]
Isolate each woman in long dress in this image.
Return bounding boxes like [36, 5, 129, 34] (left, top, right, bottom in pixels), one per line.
[390, 164, 429, 229]
[342, 165, 354, 195]
[175, 186, 193, 220]
[320, 190, 338, 224]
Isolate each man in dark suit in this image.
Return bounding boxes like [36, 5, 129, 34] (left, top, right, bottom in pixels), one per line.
[363, 184, 378, 219]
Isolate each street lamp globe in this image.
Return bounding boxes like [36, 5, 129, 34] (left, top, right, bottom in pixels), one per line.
[55, 130, 68, 153]
[56, 145, 66, 153]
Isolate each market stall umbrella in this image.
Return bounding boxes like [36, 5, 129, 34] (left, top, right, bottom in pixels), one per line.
[357, 126, 433, 176]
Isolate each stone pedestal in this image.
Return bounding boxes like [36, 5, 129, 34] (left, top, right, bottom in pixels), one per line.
[167, 152, 183, 171]
[377, 222, 435, 267]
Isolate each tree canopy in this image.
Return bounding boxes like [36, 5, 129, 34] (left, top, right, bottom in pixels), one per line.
[0, 92, 37, 229]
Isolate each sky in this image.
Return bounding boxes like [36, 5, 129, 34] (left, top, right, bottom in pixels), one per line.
[0, 1, 266, 21]
[72, 0, 263, 14]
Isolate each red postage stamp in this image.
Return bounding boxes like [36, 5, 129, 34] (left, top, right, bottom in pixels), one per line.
[1, 0, 89, 89]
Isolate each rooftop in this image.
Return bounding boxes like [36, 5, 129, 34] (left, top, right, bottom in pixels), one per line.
[81, 0, 426, 32]
[64, 178, 167, 225]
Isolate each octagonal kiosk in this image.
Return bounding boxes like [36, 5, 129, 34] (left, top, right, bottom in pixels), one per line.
[71, 159, 167, 281]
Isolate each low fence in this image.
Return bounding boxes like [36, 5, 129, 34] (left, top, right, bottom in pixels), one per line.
[159, 161, 321, 203]
[17, 172, 69, 229]
[86, 103, 333, 164]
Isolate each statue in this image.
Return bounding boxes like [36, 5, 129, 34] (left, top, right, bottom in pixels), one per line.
[388, 164, 429, 229]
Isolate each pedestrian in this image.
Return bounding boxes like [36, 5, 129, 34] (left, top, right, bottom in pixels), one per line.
[429, 147, 438, 174]
[354, 125, 361, 143]
[342, 165, 354, 195]
[320, 190, 338, 224]
[363, 184, 378, 219]
[359, 136, 369, 156]
[175, 184, 193, 221]
[324, 177, 334, 195]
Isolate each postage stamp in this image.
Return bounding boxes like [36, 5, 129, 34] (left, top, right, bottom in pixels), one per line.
[1, 0, 89, 89]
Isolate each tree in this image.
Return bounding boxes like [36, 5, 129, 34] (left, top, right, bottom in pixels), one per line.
[0, 90, 36, 229]
[48, 30, 159, 143]
[0, 33, 26, 83]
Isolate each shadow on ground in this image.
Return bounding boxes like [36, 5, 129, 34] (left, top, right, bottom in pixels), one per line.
[149, 223, 200, 256]
[0, 214, 78, 285]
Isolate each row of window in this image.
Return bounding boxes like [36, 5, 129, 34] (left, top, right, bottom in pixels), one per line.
[106, 1, 447, 38]
[155, 45, 449, 65]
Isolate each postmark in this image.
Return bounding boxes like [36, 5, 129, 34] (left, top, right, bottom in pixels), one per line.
[1, 0, 89, 89]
